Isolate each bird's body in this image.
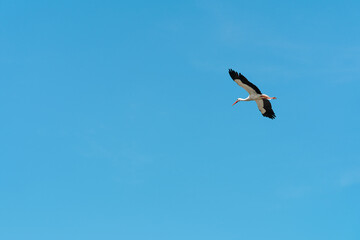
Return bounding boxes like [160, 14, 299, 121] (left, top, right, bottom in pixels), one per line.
[229, 69, 277, 119]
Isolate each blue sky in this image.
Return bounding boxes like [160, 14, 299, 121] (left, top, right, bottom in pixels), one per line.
[1, 0, 360, 239]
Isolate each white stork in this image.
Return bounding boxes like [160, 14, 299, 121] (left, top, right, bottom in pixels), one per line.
[229, 69, 277, 119]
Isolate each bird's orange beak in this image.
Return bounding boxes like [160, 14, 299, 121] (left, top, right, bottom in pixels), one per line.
[232, 100, 240, 106]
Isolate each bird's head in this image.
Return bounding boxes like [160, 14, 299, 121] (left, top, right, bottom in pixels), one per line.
[232, 98, 241, 106]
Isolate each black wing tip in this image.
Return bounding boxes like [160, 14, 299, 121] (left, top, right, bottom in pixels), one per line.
[262, 112, 276, 119]
[229, 69, 262, 94]
[261, 99, 276, 119]
[228, 69, 240, 80]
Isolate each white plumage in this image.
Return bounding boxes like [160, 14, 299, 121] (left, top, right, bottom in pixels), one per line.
[229, 69, 277, 119]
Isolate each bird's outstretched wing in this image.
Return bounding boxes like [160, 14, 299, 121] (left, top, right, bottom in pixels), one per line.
[229, 69, 262, 95]
[255, 99, 276, 119]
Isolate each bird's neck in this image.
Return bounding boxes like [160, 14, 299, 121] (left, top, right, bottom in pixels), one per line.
[238, 97, 249, 101]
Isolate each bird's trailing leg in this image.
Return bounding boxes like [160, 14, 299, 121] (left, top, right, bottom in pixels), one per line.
[260, 94, 276, 100]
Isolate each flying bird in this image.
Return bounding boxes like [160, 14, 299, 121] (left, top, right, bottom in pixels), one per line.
[229, 69, 277, 119]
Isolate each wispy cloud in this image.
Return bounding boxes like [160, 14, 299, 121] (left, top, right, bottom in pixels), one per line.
[339, 168, 360, 187]
[281, 185, 314, 199]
